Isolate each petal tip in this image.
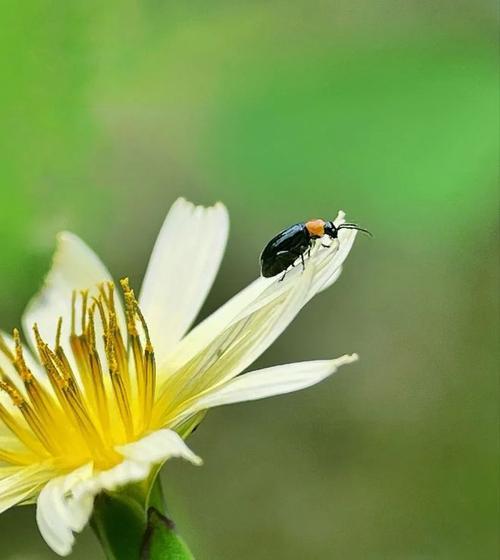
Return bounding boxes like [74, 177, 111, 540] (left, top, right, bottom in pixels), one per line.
[213, 200, 228, 212]
[54, 231, 84, 250]
[190, 454, 204, 466]
[340, 353, 359, 365]
[212, 202, 230, 232]
[55, 230, 73, 241]
[330, 353, 359, 370]
[171, 197, 193, 213]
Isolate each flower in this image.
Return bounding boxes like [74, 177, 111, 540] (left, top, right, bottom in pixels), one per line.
[0, 198, 359, 556]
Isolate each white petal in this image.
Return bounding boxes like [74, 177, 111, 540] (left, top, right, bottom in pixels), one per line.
[36, 464, 94, 557]
[117, 428, 202, 466]
[139, 198, 229, 364]
[312, 225, 357, 296]
[22, 232, 125, 362]
[155, 214, 359, 422]
[160, 211, 356, 376]
[73, 429, 201, 499]
[76, 460, 150, 498]
[0, 463, 54, 514]
[178, 355, 358, 419]
[155, 264, 313, 421]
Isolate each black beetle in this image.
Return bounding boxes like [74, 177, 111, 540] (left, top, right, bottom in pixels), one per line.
[260, 218, 370, 280]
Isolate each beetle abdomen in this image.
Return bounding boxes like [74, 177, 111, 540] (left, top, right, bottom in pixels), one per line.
[260, 251, 297, 277]
[260, 223, 311, 277]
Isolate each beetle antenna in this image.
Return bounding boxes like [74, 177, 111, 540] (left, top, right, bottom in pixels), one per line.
[337, 223, 373, 237]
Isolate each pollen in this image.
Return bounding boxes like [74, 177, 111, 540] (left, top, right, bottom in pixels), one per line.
[0, 280, 157, 470]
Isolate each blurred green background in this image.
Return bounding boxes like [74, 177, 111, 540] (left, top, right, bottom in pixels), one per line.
[0, 1, 498, 559]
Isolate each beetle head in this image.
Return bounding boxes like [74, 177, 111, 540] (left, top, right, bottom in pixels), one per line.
[323, 221, 339, 239]
[324, 221, 372, 239]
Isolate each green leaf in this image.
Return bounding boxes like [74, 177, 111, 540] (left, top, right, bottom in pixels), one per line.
[141, 507, 195, 560]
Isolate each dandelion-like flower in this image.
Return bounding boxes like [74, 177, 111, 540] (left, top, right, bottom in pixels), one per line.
[0, 199, 359, 556]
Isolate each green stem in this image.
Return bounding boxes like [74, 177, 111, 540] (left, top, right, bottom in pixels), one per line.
[90, 491, 146, 560]
[90, 475, 195, 560]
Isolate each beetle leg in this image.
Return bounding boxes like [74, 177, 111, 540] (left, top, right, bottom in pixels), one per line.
[279, 270, 287, 282]
[300, 252, 305, 271]
[306, 239, 315, 258]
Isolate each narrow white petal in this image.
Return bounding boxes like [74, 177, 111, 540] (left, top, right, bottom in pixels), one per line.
[36, 464, 94, 557]
[73, 429, 201, 499]
[160, 211, 356, 376]
[155, 265, 313, 421]
[117, 428, 202, 466]
[311, 225, 357, 296]
[22, 232, 124, 358]
[139, 198, 229, 364]
[0, 463, 54, 514]
[175, 355, 358, 423]
[75, 460, 150, 498]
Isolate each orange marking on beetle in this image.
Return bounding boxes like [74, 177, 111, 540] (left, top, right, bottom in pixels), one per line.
[305, 219, 326, 237]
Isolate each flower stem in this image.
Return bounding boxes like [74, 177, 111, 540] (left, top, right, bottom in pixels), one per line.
[90, 475, 195, 559]
[90, 491, 144, 560]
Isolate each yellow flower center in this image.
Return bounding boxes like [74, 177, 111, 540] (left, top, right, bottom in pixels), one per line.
[0, 279, 156, 470]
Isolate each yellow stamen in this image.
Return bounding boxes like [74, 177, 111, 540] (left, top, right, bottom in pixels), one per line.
[55, 317, 63, 350]
[143, 346, 156, 428]
[80, 290, 89, 334]
[0, 399, 44, 455]
[12, 329, 61, 446]
[120, 278, 156, 429]
[135, 304, 156, 426]
[85, 309, 110, 436]
[105, 326, 133, 440]
[33, 325, 113, 464]
[71, 290, 77, 335]
[0, 278, 158, 469]
[0, 379, 56, 454]
[98, 283, 131, 395]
